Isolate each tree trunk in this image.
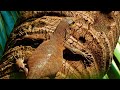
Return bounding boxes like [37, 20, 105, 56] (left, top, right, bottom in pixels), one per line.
[0, 11, 120, 79]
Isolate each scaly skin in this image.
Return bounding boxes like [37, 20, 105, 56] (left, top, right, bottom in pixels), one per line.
[26, 19, 69, 79]
[0, 11, 120, 79]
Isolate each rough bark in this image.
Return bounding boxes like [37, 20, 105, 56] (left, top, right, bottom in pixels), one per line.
[0, 11, 120, 79]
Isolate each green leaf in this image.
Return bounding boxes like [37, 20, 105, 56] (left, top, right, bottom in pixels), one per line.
[0, 13, 8, 49]
[0, 11, 19, 61]
[10, 11, 19, 23]
[1, 11, 15, 36]
[107, 59, 120, 79]
[103, 74, 109, 79]
[0, 44, 3, 60]
[114, 43, 120, 64]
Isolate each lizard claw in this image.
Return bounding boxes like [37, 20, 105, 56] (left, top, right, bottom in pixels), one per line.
[16, 57, 28, 76]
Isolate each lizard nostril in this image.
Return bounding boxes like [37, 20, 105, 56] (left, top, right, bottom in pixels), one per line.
[79, 37, 86, 43]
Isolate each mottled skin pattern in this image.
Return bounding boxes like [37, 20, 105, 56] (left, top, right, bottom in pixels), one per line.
[0, 11, 120, 79]
[27, 19, 69, 79]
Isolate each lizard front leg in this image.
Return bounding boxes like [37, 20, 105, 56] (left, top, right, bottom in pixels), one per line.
[15, 57, 28, 76]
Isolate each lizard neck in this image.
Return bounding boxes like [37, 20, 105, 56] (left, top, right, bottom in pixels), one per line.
[50, 19, 69, 46]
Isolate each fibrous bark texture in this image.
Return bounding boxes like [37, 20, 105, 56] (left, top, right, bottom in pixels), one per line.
[0, 11, 120, 79]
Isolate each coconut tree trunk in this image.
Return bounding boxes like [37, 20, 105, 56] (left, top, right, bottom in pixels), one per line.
[0, 11, 120, 79]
